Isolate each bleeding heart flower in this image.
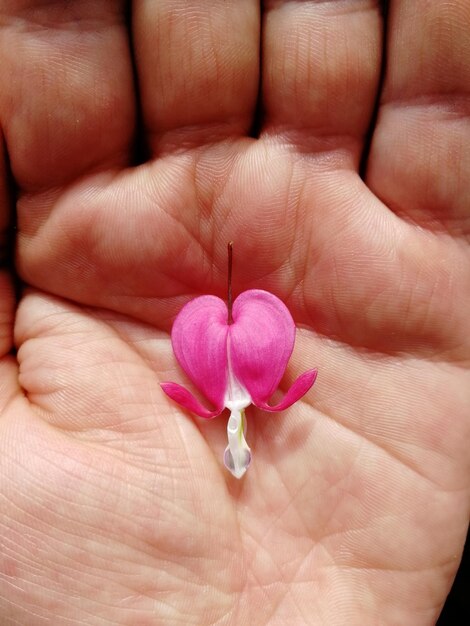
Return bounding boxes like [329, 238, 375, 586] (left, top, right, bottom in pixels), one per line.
[161, 289, 318, 478]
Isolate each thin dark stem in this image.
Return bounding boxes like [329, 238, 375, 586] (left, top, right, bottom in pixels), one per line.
[227, 241, 233, 324]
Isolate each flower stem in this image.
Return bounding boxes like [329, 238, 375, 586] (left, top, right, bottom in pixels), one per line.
[227, 241, 233, 325]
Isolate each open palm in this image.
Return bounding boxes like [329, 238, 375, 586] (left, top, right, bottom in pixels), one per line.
[1, 2, 469, 624]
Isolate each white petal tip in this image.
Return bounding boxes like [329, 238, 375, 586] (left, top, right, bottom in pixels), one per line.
[224, 446, 251, 479]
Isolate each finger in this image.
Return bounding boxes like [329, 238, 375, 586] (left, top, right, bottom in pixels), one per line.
[0, 138, 14, 359]
[132, 0, 260, 153]
[261, 0, 382, 167]
[0, 138, 10, 263]
[0, 270, 14, 356]
[0, 136, 18, 410]
[367, 0, 470, 237]
[0, 1, 135, 193]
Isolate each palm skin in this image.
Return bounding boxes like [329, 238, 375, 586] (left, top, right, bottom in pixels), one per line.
[1, 1, 469, 625]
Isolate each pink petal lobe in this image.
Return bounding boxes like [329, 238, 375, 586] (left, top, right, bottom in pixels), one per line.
[170, 295, 228, 413]
[229, 290, 297, 406]
[161, 383, 223, 419]
[254, 369, 318, 412]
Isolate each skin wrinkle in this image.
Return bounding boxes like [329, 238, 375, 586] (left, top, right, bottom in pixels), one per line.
[281, 160, 307, 285]
[3, 566, 136, 623]
[150, 120, 253, 154]
[332, 556, 466, 575]
[311, 440, 367, 537]
[156, 197, 213, 281]
[238, 497, 337, 619]
[291, 394, 446, 490]
[303, 266, 466, 361]
[0, 598, 50, 626]
[191, 155, 222, 283]
[308, 326, 470, 368]
[1, 578, 118, 623]
[0, 13, 123, 33]
[267, 0, 379, 16]
[316, 510, 424, 562]
[370, 189, 470, 245]
[373, 184, 470, 242]
[301, 378, 466, 491]
[261, 130, 362, 166]
[251, 473, 310, 545]
[18, 364, 156, 431]
[381, 92, 470, 114]
[245, 571, 286, 626]
[256, 529, 321, 610]
[1, 458, 184, 564]
[204, 608, 238, 626]
[2, 482, 235, 620]
[233, 325, 461, 488]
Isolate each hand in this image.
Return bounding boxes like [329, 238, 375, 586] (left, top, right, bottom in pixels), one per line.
[1, 2, 469, 624]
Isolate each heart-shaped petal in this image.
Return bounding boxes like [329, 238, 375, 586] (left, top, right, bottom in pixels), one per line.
[167, 295, 228, 417]
[229, 290, 314, 410]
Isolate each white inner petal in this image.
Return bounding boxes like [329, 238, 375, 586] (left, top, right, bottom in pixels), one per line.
[228, 415, 239, 433]
[224, 339, 251, 411]
[223, 337, 252, 478]
[224, 408, 251, 479]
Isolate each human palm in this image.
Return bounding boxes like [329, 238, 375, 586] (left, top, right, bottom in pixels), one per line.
[1, 2, 469, 625]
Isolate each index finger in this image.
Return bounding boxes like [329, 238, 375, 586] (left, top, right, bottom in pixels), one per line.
[0, 0, 135, 193]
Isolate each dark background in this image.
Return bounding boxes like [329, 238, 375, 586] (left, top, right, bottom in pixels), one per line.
[437, 533, 469, 625]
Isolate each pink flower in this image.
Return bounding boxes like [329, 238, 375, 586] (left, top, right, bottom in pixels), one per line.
[162, 289, 318, 478]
